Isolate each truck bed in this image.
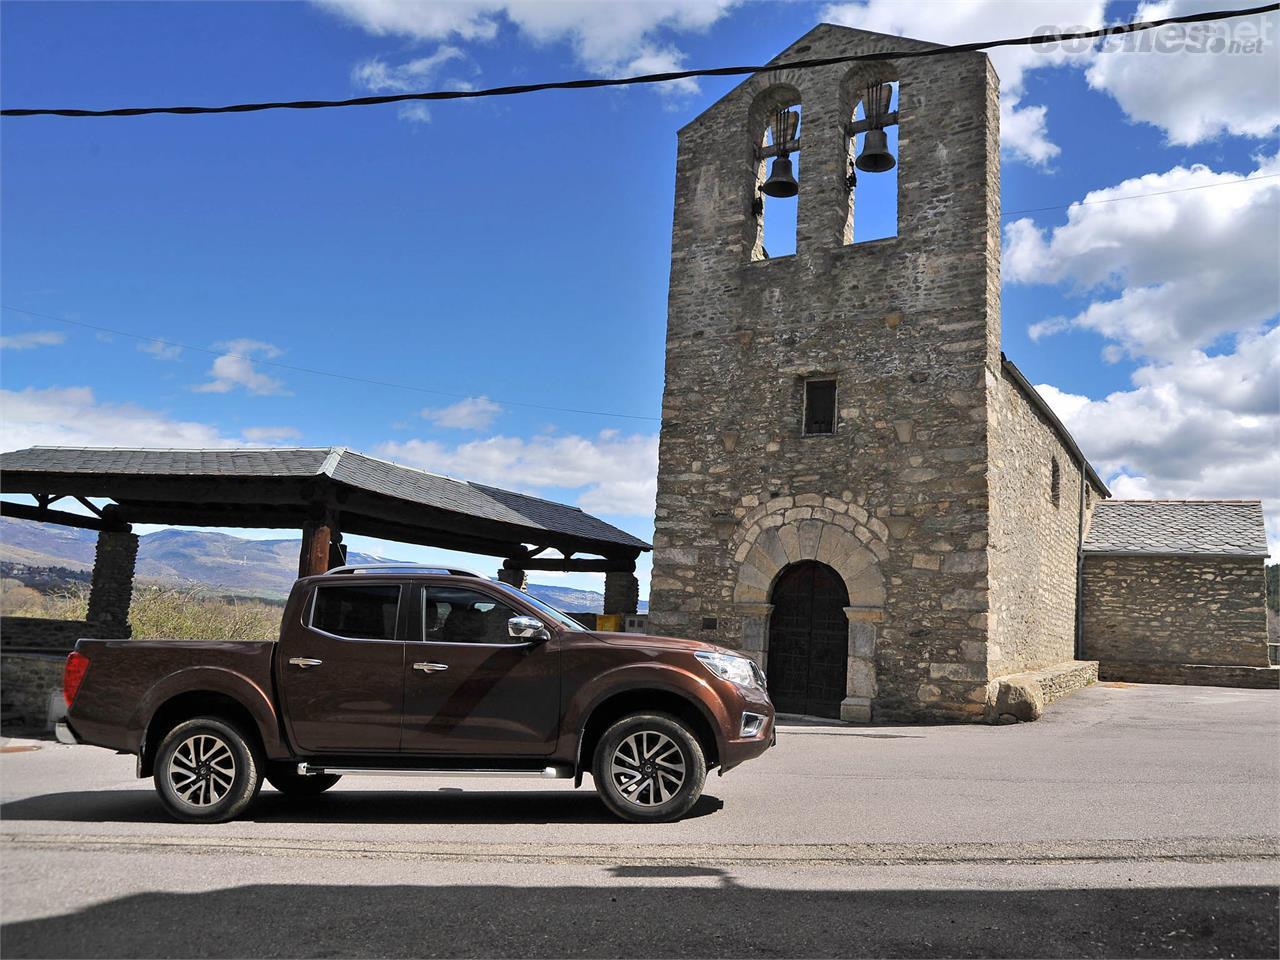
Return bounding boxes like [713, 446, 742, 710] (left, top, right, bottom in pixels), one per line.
[68, 639, 278, 755]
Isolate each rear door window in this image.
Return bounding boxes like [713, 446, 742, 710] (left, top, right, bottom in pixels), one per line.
[310, 584, 402, 640]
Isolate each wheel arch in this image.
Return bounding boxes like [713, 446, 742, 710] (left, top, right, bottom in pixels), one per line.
[575, 687, 721, 786]
[135, 670, 285, 777]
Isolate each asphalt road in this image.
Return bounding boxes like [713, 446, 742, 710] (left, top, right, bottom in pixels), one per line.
[2, 682, 1277, 957]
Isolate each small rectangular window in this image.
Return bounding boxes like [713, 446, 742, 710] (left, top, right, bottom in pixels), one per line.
[804, 379, 837, 435]
[310, 584, 401, 641]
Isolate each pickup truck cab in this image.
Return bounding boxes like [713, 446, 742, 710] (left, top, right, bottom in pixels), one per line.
[59, 565, 775, 823]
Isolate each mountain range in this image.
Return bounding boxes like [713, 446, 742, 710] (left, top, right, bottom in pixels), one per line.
[0, 517, 643, 613]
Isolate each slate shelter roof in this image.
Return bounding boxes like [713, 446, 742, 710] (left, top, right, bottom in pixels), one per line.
[0, 446, 649, 559]
[1083, 500, 1268, 557]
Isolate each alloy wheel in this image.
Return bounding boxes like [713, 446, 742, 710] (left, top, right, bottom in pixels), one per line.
[168, 733, 236, 806]
[609, 729, 686, 806]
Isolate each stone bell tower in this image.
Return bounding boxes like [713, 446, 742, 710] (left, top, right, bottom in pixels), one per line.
[648, 24, 1004, 722]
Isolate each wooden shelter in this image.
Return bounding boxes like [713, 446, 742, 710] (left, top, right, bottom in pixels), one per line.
[0, 445, 648, 600]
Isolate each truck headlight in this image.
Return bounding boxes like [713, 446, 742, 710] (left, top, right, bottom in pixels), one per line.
[695, 651, 758, 688]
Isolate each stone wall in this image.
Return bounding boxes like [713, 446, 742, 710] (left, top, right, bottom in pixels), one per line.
[986, 367, 1098, 675]
[0, 652, 66, 730]
[0, 617, 114, 652]
[649, 25, 1004, 722]
[1082, 554, 1272, 671]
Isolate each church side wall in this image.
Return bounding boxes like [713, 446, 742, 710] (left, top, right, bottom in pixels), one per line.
[986, 368, 1090, 674]
[1082, 554, 1271, 668]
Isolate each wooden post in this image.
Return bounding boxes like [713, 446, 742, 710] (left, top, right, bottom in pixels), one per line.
[298, 508, 339, 578]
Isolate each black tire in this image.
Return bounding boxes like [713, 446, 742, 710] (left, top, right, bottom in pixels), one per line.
[592, 712, 707, 823]
[153, 717, 263, 823]
[265, 766, 342, 796]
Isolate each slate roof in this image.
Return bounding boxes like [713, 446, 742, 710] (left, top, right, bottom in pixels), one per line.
[0, 446, 650, 553]
[1083, 500, 1268, 557]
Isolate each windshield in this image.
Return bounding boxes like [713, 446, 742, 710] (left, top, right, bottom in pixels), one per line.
[492, 582, 588, 632]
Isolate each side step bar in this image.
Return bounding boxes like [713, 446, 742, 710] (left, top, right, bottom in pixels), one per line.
[297, 762, 573, 779]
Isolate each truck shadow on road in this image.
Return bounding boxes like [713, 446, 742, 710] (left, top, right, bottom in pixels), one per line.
[0, 788, 725, 825]
[2, 881, 1276, 958]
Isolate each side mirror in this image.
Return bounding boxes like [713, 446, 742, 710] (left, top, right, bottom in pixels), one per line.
[508, 615, 551, 641]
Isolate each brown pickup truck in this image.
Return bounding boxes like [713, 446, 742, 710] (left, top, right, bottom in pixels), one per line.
[58, 565, 775, 823]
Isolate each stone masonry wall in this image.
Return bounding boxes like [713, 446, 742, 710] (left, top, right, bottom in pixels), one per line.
[1082, 554, 1271, 668]
[0, 653, 66, 730]
[987, 368, 1098, 674]
[650, 25, 1004, 722]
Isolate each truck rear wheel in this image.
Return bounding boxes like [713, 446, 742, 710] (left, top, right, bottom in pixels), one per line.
[265, 766, 342, 796]
[153, 717, 262, 823]
[592, 712, 707, 823]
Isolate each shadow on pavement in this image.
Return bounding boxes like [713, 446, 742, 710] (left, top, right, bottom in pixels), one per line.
[2, 881, 1275, 958]
[0, 788, 724, 825]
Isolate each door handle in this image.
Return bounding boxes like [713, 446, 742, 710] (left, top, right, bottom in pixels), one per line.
[289, 657, 323, 669]
[413, 662, 449, 674]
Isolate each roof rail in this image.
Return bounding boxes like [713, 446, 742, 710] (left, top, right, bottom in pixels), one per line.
[323, 563, 488, 579]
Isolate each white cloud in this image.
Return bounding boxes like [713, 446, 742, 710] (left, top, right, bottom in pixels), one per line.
[138, 340, 183, 360]
[397, 102, 433, 124]
[1006, 156, 1280, 360]
[319, 0, 738, 97]
[0, 330, 65, 350]
[241, 426, 303, 443]
[0, 386, 240, 450]
[352, 46, 465, 91]
[1012, 155, 1280, 557]
[421, 395, 502, 429]
[379, 430, 658, 516]
[1036, 327, 1280, 558]
[193, 339, 289, 396]
[1086, 1, 1280, 146]
[820, 0, 1106, 166]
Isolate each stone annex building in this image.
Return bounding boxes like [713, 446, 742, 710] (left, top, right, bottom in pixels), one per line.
[647, 24, 1275, 722]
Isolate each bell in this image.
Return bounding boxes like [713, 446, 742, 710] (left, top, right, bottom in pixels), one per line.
[761, 154, 798, 198]
[855, 128, 895, 173]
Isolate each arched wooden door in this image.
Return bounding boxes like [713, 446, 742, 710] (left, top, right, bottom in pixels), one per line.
[767, 561, 850, 718]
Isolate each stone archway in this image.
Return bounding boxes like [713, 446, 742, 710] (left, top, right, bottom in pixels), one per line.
[731, 495, 887, 722]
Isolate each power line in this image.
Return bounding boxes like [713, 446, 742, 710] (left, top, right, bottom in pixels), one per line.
[0, 305, 662, 423]
[2, 4, 1275, 119]
[1003, 173, 1280, 219]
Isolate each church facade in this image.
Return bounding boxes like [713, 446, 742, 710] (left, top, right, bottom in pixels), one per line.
[647, 24, 1274, 722]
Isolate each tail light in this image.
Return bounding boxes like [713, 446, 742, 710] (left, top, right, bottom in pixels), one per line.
[64, 651, 90, 707]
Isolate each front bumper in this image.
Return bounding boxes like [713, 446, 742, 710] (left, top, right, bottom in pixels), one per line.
[54, 720, 80, 745]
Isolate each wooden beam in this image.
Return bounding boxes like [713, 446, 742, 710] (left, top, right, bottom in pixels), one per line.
[847, 111, 898, 136]
[503, 556, 636, 574]
[0, 500, 129, 532]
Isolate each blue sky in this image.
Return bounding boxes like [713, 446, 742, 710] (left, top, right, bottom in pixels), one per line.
[3, 0, 1278, 593]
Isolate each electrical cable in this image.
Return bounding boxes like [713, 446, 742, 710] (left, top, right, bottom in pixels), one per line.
[2, 4, 1275, 119]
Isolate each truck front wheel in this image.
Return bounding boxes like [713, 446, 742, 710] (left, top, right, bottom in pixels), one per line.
[592, 712, 707, 823]
[153, 717, 262, 823]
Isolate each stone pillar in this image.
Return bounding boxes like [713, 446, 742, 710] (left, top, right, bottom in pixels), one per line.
[841, 605, 880, 723]
[497, 568, 528, 591]
[737, 602, 773, 671]
[86, 529, 138, 637]
[603, 571, 640, 615]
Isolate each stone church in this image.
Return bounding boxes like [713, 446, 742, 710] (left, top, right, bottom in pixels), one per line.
[647, 24, 1274, 722]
